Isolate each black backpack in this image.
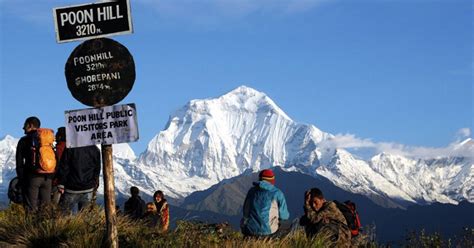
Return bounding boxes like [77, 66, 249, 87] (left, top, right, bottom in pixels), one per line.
[334, 200, 361, 236]
[8, 177, 23, 204]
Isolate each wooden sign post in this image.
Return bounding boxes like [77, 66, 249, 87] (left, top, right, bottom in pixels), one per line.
[56, 0, 136, 245]
[64, 37, 136, 248]
[102, 144, 117, 248]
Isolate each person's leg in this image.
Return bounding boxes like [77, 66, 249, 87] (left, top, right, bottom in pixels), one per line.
[25, 176, 42, 212]
[60, 192, 78, 214]
[272, 219, 296, 238]
[317, 224, 340, 247]
[51, 187, 61, 205]
[38, 177, 52, 208]
[77, 192, 93, 212]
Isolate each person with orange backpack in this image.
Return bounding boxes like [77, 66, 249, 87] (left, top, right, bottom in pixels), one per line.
[15, 116, 57, 212]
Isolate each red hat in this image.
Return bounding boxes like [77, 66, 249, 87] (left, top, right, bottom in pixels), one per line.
[259, 169, 275, 185]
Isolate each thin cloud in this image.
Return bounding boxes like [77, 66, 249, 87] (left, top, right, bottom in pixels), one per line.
[319, 128, 473, 159]
[319, 133, 375, 149]
[456, 128, 471, 140]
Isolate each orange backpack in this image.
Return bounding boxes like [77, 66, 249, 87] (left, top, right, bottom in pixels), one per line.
[32, 128, 57, 173]
[334, 200, 361, 237]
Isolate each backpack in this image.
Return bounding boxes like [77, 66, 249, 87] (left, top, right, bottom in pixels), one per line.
[8, 177, 23, 204]
[334, 200, 361, 237]
[31, 128, 57, 173]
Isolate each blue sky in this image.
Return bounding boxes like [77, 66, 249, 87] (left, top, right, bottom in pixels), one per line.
[0, 0, 472, 156]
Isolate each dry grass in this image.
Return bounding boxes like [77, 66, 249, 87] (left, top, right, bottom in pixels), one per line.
[0, 204, 326, 248]
[3, 204, 469, 248]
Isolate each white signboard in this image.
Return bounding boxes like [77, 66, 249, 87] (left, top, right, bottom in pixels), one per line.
[65, 103, 138, 148]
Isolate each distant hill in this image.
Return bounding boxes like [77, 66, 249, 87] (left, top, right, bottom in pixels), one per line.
[182, 167, 406, 215]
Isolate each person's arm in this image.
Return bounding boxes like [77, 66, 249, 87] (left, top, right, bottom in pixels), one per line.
[123, 199, 131, 214]
[93, 146, 101, 188]
[140, 199, 146, 218]
[277, 190, 290, 221]
[240, 188, 252, 231]
[160, 201, 170, 232]
[242, 190, 251, 218]
[305, 202, 336, 224]
[15, 138, 27, 184]
[56, 148, 70, 193]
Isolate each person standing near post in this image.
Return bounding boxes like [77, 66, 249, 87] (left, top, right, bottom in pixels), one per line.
[56, 145, 101, 213]
[15, 116, 55, 212]
[241, 169, 289, 238]
[153, 190, 170, 233]
[51, 127, 66, 205]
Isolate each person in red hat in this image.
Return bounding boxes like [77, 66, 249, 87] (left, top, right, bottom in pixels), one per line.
[241, 169, 289, 237]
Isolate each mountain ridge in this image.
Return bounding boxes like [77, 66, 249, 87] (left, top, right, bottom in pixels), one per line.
[0, 86, 472, 206]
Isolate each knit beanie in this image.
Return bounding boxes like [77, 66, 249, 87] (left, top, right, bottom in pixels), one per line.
[259, 169, 275, 185]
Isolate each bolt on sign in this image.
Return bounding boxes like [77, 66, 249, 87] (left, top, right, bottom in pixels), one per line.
[53, 0, 132, 43]
[65, 38, 135, 107]
[65, 103, 139, 148]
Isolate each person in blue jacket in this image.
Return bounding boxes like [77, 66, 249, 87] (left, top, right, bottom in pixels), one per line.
[241, 168, 289, 237]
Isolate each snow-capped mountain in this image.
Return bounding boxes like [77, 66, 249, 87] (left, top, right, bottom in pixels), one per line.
[0, 135, 18, 195]
[316, 149, 418, 206]
[134, 86, 333, 199]
[1, 86, 472, 206]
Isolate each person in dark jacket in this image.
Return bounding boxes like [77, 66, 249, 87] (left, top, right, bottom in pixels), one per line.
[51, 127, 66, 205]
[241, 169, 289, 237]
[56, 145, 101, 213]
[55, 127, 67, 162]
[15, 116, 53, 212]
[124, 186, 146, 220]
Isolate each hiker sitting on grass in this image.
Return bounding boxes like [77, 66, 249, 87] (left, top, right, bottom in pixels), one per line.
[240, 169, 289, 238]
[300, 188, 351, 247]
[143, 202, 160, 228]
[153, 190, 170, 233]
[124, 186, 146, 220]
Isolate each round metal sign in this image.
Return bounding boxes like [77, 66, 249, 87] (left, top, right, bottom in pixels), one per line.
[65, 38, 135, 107]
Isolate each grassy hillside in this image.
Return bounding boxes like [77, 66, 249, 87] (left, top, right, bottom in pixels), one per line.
[0, 204, 329, 248]
[0, 204, 471, 247]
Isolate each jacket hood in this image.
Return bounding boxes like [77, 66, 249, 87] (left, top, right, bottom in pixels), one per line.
[253, 180, 275, 191]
